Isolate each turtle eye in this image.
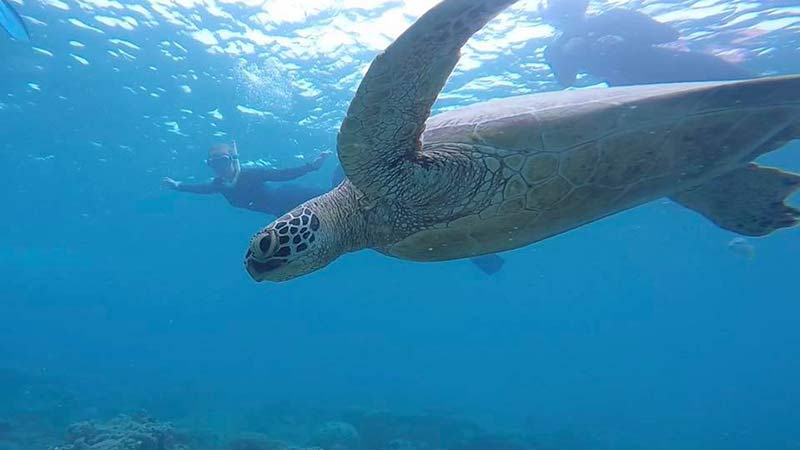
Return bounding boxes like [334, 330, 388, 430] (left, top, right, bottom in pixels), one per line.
[255, 229, 278, 258]
[259, 235, 273, 254]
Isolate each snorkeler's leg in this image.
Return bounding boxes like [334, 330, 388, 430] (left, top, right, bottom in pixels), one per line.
[266, 184, 328, 216]
[331, 164, 346, 188]
[469, 254, 506, 275]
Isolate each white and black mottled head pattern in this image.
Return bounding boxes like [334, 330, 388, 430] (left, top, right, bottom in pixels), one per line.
[245, 206, 326, 282]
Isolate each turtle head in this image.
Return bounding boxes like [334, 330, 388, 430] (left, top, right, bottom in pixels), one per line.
[244, 205, 339, 282]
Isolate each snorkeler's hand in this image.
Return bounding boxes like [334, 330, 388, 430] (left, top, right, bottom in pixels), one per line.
[308, 151, 332, 170]
[161, 177, 181, 190]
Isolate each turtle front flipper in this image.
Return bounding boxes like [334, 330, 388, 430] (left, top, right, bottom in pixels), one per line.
[337, 0, 518, 201]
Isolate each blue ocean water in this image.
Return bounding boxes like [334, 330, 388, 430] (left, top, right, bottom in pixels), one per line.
[1, 1, 800, 449]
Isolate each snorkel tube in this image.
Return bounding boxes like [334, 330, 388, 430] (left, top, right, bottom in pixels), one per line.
[231, 140, 242, 183]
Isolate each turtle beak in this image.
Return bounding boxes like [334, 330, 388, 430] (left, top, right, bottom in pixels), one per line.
[245, 256, 262, 282]
[244, 255, 289, 283]
[245, 257, 266, 282]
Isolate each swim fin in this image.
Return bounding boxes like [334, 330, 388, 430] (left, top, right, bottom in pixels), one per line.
[1, 0, 30, 42]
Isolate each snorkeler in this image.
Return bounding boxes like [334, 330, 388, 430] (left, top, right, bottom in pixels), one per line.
[540, 0, 753, 87]
[1, 0, 30, 42]
[162, 142, 333, 217]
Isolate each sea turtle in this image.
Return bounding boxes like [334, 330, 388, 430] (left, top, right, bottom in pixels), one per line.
[244, 0, 800, 282]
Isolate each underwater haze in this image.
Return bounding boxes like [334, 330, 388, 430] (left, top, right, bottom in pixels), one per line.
[2, 0, 800, 449]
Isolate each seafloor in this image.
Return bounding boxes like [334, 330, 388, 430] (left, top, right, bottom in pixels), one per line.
[0, 368, 593, 450]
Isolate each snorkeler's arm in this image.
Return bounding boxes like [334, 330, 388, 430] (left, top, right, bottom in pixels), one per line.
[544, 38, 579, 88]
[250, 151, 332, 182]
[594, 9, 680, 45]
[250, 164, 317, 182]
[164, 177, 221, 194]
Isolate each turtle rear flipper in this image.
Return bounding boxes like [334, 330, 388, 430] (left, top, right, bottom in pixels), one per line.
[671, 163, 800, 236]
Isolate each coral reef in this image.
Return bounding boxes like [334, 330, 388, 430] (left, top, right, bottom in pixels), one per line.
[339, 409, 546, 450]
[450, 432, 534, 450]
[0, 386, 597, 450]
[241, 404, 323, 446]
[308, 421, 360, 450]
[0, 418, 12, 439]
[226, 432, 286, 450]
[229, 406, 549, 450]
[343, 410, 481, 450]
[385, 439, 417, 450]
[54, 414, 191, 450]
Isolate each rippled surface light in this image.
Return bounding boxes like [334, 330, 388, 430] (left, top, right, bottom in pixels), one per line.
[2, 0, 799, 165]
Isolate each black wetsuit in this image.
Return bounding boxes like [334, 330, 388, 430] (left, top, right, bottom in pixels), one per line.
[176, 161, 327, 217]
[545, 9, 752, 87]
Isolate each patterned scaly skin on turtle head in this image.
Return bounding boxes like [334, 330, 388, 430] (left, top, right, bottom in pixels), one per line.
[245, 183, 368, 282]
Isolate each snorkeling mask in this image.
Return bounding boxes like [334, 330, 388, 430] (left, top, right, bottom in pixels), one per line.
[206, 153, 238, 168]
